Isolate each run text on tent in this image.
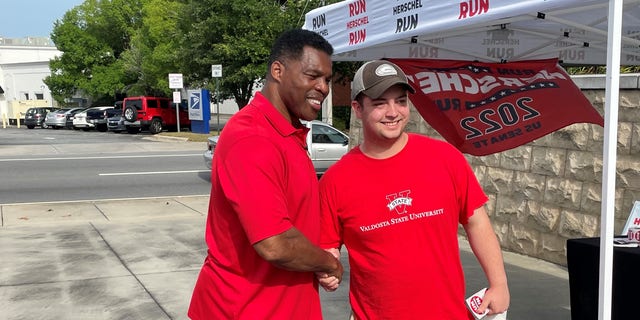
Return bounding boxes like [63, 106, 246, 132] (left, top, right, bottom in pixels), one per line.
[349, 0, 366, 16]
[348, 0, 367, 45]
[459, 0, 489, 19]
[396, 14, 418, 33]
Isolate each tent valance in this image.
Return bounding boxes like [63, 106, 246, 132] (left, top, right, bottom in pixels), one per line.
[303, 0, 640, 65]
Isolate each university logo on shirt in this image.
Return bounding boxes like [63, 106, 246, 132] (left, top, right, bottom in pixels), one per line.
[386, 190, 412, 214]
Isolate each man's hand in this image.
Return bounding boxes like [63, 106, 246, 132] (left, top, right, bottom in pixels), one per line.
[477, 283, 510, 315]
[317, 273, 340, 291]
[317, 248, 342, 291]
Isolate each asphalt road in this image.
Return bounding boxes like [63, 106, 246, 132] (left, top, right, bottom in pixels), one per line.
[1, 125, 156, 145]
[0, 127, 210, 204]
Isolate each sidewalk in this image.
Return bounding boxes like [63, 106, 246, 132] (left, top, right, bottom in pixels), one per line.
[0, 196, 571, 319]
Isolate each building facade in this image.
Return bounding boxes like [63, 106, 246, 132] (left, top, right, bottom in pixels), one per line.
[0, 37, 60, 124]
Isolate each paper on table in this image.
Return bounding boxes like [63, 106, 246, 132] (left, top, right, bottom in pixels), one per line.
[614, 237, 639, 247]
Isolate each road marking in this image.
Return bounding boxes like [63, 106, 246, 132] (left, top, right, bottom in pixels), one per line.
[0, 194, 209, 206]
[0, 154, 202, 162]
[99, 170, 209, 176]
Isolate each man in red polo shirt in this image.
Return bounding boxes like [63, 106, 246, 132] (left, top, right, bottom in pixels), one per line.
[188, 29, 343, 319]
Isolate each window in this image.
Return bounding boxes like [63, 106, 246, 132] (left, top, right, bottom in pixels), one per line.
[312, 125, 347, 144]
[148, 99, 158, 109]
[35, 93, 44, 100]
[127, 99, 142, 110]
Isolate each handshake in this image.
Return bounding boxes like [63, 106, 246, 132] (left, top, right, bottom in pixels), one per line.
[316, 248, 342, 291]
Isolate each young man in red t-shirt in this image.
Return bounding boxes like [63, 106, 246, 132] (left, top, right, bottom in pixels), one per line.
[188, 29, 343, 320]
[318, 60, 510, 319]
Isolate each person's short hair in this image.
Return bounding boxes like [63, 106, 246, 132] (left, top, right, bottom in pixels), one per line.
[268, 29, 333, 69]
[351, 60, 416, 101]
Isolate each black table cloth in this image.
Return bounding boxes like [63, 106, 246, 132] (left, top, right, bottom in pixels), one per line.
[566, 237, 639, 319]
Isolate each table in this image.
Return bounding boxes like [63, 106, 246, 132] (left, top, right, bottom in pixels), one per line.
[566, 237, 640, 320]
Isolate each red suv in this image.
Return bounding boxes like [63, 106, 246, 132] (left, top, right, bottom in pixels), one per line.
[122, 96, 191, 134]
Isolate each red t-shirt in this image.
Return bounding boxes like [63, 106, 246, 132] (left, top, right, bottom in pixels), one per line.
[189, 92, 322, 319]
[319, 133, 487, 320]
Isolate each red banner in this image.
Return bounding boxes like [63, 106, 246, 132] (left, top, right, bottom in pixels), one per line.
[389, 58, 604, 156]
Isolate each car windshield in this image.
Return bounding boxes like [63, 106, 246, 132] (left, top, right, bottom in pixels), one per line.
[312, 125, 347, 144]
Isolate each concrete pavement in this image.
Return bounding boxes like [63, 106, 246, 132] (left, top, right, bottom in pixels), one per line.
[0, 134, 571, 319]
[0, 195, 572, 320]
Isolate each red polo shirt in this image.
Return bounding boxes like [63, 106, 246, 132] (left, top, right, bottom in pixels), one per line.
[188, 92, 322, 319]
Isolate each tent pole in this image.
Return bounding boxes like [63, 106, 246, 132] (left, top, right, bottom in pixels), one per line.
[598, 0, 623, 319]
[322, 81, 333, 125]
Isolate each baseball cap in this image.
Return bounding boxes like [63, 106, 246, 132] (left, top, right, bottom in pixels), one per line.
[351, 60, 416, 101]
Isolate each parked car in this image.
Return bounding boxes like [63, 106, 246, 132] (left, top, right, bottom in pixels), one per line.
[107, 115, 126, 133]
[24, 107, 58, 129]
[65, 107, 87, 129]
[72, 106, 114, 131]
[203, 120, 349, 176]
[43, 108, 72, 129]
[122, 96, 191, 134]
[106, 101, 125, 133]
[203, 135, 220, 169]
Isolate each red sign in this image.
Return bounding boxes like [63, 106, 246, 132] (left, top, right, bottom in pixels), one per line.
[389, 58, 604, 156]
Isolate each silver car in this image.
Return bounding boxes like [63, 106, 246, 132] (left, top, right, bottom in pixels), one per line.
[44, 108, 71, 129]
[203, 135, 220, 170]
[204, 120, 349, 176]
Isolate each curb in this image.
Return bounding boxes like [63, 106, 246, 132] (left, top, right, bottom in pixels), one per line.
[143, 135, 190, 142]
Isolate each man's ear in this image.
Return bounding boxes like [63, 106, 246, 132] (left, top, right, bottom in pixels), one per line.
[271, 61, 284, 82]
[352, 100, 363, 119]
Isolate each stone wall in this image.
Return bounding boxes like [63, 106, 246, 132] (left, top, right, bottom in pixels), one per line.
[346, 74, 640, 266]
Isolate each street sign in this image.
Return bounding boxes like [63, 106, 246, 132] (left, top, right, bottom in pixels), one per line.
[168, 73, 183, 89]
[211, 65, 222, 78]
[172, 91, 181, 104]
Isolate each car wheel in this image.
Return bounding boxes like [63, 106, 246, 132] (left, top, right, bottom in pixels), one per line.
[53, 126, 61, 130]
[41, 122, 48, 129]
[123, 106, 137, 122]
[97, 124, 108, 132]
[149, 118, 163, 134]
[127, 127, 140, 134]
[27, 125, 35, 129]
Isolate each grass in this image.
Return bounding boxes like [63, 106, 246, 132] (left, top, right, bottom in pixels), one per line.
[159, 130, 219, 142]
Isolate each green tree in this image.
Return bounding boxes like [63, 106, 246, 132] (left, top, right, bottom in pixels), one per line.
[176, 0, 331, 108]
[45, 0, 144, 105]
[45, 7, 86, 104]
[120, 0, 184, 96]
[45, 0, 346, 108]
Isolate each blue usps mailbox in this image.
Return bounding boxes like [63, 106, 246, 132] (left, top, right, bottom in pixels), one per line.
[188, 89, 210, 133]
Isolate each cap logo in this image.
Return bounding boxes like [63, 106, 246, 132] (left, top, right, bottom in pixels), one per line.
[375, 64, 398, 77]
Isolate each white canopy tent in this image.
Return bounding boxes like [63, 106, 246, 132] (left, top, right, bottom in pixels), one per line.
[304, 0, 640, 64]
[303, 1, 640, 319]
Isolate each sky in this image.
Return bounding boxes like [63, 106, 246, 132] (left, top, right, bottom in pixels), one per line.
[0, 0, 85, 38]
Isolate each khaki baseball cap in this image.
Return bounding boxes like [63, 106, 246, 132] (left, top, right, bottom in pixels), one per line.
[351, 60, 416, 101]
